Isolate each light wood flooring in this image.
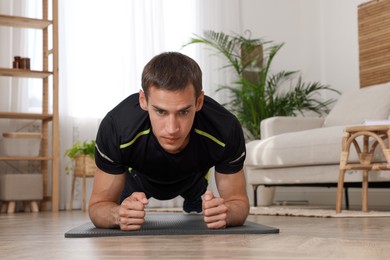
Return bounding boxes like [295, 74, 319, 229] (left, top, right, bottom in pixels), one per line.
[1, 209, 390, 259]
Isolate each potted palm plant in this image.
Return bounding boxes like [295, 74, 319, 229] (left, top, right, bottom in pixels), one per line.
[184, 31, 340, 140]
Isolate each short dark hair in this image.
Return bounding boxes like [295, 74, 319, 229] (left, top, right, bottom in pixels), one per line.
[141, 52, 202, 98]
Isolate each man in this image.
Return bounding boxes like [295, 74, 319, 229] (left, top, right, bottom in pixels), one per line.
[89, 52, 249, 231]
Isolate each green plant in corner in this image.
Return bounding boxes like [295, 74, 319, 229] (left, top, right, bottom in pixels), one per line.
[64, 140, 96, 174]
[184, 30, 341, 140]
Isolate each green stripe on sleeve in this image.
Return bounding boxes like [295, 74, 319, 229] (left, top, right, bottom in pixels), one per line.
[120, 129, 151, 149]
[194, 128, 225, 147]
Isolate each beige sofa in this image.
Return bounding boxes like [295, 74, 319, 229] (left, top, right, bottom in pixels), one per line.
[245, 82, 390, 206]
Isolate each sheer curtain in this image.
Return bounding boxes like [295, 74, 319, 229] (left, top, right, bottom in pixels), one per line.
[0, 0, 241, 209]
[0, 1, 44, 174]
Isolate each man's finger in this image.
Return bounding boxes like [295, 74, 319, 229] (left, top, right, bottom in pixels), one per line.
[203, 198, 226, 216]
[119, 215, 145, 231]
[206, 219, 227, 230]
[128, 192, 149, 205]
[203, 190, 214, 201]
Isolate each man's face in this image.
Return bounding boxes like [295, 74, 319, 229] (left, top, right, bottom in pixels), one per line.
[139, 84, 204, 154]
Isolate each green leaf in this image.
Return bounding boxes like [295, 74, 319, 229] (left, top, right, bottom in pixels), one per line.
[65, 140, 96, 159]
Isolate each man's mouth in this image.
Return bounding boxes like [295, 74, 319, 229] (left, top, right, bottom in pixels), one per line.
[163, 136, 179, 143]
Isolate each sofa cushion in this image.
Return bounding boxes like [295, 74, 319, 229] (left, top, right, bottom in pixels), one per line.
[246, 126, 345, 167]
[323, 82, 390, 127]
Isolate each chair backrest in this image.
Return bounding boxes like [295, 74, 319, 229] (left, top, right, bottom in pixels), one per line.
[323, 82, 390, 127]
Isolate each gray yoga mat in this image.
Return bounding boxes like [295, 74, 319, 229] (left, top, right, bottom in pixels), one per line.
[65, 213, 279, 238]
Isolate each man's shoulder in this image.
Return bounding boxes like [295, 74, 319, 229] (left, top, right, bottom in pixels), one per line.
[195, 95, 243, 143]
[195, 96, 246, 173]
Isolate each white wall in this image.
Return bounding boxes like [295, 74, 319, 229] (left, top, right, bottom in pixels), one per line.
[239, 0, 368, 99]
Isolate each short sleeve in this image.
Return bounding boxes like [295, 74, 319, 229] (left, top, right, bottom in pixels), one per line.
[214, 117, 246, 174]
[95, 114, 127, 174]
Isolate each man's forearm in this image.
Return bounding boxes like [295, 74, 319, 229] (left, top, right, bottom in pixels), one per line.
[89, 202, 120, 229]
[225, 199, 250, 227]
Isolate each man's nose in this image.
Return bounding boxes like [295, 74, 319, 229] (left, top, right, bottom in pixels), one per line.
[166, 115, 179, 134]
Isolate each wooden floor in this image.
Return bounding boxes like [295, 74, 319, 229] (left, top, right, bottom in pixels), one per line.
[1, 209, 390, 259]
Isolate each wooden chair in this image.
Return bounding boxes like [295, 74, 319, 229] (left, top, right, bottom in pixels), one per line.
[70, 155, 96, 211]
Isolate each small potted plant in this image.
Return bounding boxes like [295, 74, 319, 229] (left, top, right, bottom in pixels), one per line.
[65, 140, 96, 176]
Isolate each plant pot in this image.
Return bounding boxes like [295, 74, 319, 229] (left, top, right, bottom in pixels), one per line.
[74, 155, 96, 177]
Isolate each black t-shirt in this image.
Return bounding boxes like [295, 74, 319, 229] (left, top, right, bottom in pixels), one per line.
[95, 93, 246, 198]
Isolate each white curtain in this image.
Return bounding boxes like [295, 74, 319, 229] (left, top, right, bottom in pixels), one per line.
[0, 1, 44, 173]
[1, 0, 242, 209]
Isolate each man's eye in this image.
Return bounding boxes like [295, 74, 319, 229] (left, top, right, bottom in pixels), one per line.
[180, 110, 189, 116]
[156, 110, 166, 115]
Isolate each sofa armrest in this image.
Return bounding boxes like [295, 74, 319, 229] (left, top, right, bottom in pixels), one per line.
[261, 116, 325, 139]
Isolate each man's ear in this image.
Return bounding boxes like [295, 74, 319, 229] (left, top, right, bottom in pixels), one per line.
[139, 90, 148, 111]
[196, 91, 204, 112]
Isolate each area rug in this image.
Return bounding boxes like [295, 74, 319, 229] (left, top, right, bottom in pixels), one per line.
[146, 207, 390, 218]
[249, 206, 390, 218]
[65, 213, 279, 238]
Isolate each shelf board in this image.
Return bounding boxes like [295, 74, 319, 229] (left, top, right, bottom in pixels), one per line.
[0, 156, 52, 161]
[0, 14, 51, 29]
[0, 112, 53, 120]
[0, 68, 52, 78]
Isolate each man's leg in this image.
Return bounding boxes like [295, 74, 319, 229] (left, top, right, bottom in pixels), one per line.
[181, 171, 209, 215]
